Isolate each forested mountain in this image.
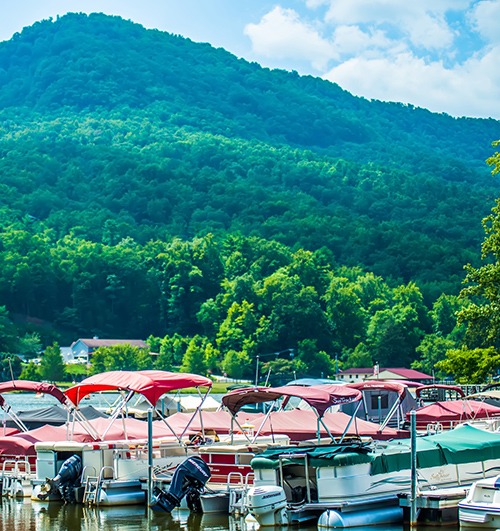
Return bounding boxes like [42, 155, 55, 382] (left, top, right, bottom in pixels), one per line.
[0, 13, 499, 379]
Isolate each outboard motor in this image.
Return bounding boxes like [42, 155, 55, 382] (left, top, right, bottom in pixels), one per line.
[38, 454, 83, 503]
[150, 455, 211, 513]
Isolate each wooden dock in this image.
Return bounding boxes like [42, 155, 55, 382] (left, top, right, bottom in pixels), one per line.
[398, 486, 468, 525]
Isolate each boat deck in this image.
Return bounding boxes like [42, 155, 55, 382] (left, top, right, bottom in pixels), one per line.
[398, 486, 469, 525]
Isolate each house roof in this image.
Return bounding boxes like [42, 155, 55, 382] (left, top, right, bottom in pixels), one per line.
[379, 368, 432, 380]
[340, 367, 432, 380]
[71, 339, 148, 349]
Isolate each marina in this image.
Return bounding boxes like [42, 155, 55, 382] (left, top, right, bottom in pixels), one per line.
[4, 376, 500, 528]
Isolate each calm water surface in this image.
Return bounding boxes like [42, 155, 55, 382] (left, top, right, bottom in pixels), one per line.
[0, 499, 465, 531]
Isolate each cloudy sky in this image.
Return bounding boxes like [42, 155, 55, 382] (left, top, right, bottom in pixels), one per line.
[2, 0, 499, 120]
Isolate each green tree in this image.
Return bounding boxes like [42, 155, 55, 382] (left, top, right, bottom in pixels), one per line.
[91, 344, 152, 374]
[0, 354, 22, 380]
[221, 349, 252, 380]
[458, 198, 500, 350]
[19, 361, 41, 381]
[412, 334, 457, 377]
[180, 335, 208, 375]
[436, 347, 500, 384]
[0, 306, 18, 353]
[39, 343, 66, 382]
[18, 332, 42, 360]
[155, 334, 189, 370]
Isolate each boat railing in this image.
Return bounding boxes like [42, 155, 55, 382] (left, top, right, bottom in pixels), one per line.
[1, 458, 32, 497]
[426, 422, 443, 435]
[1, 457, 32, 477]
[227, 471, 254, 516]
[277, 452, 314, 504]
[80, 464, 97, 482]
[83, 465, 115, 506]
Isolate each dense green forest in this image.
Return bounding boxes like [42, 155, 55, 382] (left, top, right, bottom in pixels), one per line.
[1, 13, 500, 382]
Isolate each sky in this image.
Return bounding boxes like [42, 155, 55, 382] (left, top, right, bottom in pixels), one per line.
[1, 0, 500, 120]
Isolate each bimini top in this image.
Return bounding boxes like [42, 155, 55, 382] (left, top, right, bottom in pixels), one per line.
[64, 370, 212, 406]
[222, 384, 361, 417]
[416, 384, 465, 399]
[346, 380, 409, 397]
[0, 380, 67, 405]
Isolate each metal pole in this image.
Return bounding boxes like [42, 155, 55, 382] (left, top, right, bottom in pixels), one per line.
[147, 408, 153, 506]
[410, 410, 418, 527]
[254, 355, 259, 386]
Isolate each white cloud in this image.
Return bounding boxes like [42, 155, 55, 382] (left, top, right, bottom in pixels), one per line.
[320, 0, 460, 50]
[469, 0, 500, 44]
[242, 1, 500, 118]
[331, 24, 401, 58]
[323, 49, 500, 119]
[244, 6, 336, 69]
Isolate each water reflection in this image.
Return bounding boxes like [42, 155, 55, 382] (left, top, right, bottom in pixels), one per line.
[0, 499, 236, 531]
[0, 499, 462, 531]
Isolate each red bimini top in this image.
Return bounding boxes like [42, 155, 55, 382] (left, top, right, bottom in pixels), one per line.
[64, 370, 212, 406]
[0, 380, 67, 404]
[222, 384, 361, 417]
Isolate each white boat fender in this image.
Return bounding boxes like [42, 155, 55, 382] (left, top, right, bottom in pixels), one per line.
[318, 506, 404, 528]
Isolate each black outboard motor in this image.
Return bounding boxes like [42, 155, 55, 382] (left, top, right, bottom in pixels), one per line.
[38, 454, 83, 503]
[151, 455, 211, 513]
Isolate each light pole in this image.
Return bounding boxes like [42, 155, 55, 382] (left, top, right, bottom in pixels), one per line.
[255, 348, 294, 386]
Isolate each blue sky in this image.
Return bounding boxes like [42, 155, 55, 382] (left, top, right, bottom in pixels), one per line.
[1, 0, 500, 120]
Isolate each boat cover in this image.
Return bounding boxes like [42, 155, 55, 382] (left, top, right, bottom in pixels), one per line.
[64, 370, 212, 406]
[247, 409, 402, 441]
[407, 399, 500, 427]
[222, 385, 361, 417]
[2, 405, 108, 430]
[251, 424, 500, 474]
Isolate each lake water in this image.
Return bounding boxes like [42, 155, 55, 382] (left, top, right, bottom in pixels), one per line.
[0, 499, 462, 531]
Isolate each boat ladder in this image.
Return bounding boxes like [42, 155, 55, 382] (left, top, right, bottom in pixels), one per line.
[1, 459, 31, 498]
[82, 466, 113, 506]
[228, 471, 253, 516]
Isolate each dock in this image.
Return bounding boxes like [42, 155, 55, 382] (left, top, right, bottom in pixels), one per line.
[398, 486, 468, 525]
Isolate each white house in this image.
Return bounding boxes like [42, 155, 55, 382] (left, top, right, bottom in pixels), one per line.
[70, 338, 149, 363]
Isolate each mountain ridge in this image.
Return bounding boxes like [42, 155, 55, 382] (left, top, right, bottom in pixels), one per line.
[0, 12, 499, 304]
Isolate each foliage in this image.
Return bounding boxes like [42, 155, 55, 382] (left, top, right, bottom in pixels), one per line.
[90, 344, 152, 374]
[436, 140, 500, 382]
[0, 353, 22, 380]
[18, 332, 42, 359]
[39, 342, 66, 382]
[180, 335, 208, 375]
[19, 361, 41, 380]
[222, 350, 252, 380]
[436, 347, 500, 384]
[0, 15, 500, 383]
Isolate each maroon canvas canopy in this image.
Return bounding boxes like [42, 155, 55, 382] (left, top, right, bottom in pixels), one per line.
[65, 370, 212, 406]
[245, 409, 404, 441]
[407, 399, 500, 428]
[416, 384, 465, 398]
[222, 384, 361, 417]
[0, 380, 67, 404]
[346, 381, 408, 397]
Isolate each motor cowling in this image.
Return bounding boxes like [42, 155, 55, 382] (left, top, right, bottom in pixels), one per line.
[38, 454, 82, 503]
[247, 485, 289, 526]
[150, 455, 211, 513]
